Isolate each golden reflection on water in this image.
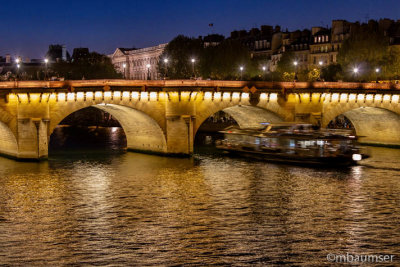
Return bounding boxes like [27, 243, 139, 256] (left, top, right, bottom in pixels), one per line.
[0, 146, 399, 265]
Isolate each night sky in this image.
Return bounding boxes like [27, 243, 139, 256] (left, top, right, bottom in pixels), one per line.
[2, 0, 399, 59]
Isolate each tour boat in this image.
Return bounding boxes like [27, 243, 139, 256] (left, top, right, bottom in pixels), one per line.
[215, 123, 369, 167]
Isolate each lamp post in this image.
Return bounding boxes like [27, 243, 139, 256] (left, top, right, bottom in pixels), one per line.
[353, 67, 359, 82]
[15, 58, 20, 80]
[239, 66, 244, 80]
[163, 58, 168, 79]
[122, 63, 126, 79]
[262, 66, 266, 80]
[44, 58, 49, 80]
[146, 64, 151, 80]
[375, 67, 380, 83]
[293, 61, 298, 81]
[191, 58, 196, 79]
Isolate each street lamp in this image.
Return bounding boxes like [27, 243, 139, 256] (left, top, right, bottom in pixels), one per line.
[353, 67, 359, 82]
[15, 58, 21, 80]
[375, 68, 380, 83]
[191, 58, 196, 78]
[262, 66, 266, 80]
[122, 63, 126, 79]
[44, 58, 49, 80]
[319, 61, 323, 66]
[146, 64, 151, 80]
[293, 61, 298, 81]
[163, 58, 168, 79]
[239, 66, 244, 80]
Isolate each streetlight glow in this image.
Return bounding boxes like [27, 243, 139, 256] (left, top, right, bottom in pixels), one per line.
[164, 58, 168, 63]
[262, 66, 266, 71]
[122, 63, 126, 68]
[293, 61, 298, 66]
[191, 58, 195, 63]
[353, 67, 359, 74]
[146, 64, 150, 68]
[44, 58, 49, 64]
[319, 61, 323, 66]
[375, 68, 380, 73]
[240, 66, 244, 71]
[15, 58, 20, 64]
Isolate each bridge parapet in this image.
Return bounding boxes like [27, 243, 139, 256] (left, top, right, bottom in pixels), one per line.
[1, 80, 399, 93]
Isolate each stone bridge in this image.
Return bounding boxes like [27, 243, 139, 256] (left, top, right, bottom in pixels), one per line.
[0, 79, 399, 160]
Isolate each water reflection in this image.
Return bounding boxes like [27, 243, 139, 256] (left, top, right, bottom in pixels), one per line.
[0, 129, 398, 265]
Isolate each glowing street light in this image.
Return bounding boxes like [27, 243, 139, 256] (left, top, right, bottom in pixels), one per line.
[163, 58, 169, 79]
[15, 58, 20, 64]
[293, 61, 298, 82]
[319, 61, 323, 66]
[239, 66, 244, 80]
[353, 67, 359, 74]
[122, 63, 127, 79]
[191, 58, 196, 78]
[375, 68, 380, 73]
[44, 58, 49, 80]
[262, 66, 266, 80]
[146, 64, 151, 80]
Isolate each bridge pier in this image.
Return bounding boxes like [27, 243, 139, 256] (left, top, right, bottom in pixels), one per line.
[16, 118, 48, 160]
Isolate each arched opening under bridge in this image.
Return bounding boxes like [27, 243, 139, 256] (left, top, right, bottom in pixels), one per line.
[194, 105, 284, 149]
[49, 104, 167, 156]
[327, 107, 400, 146]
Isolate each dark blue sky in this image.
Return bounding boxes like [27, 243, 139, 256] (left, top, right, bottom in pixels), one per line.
[2, 0, 399, 58]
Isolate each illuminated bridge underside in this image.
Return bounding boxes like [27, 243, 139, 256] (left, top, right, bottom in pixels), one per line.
[343, 107, 400, 146]
[94, 104, 167, 153]
[223, 105, 283, 128]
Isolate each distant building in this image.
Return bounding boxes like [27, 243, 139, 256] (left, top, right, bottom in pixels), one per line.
[46, 44, 69, 62]
[109, 44, 167, 80]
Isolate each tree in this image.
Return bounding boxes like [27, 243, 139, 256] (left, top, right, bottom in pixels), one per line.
[200, 39, 254, 80]
[337, 22, 397, 81]
[157, 35, 203, 79]
[276, 52, 296, 81]
[51, 51, 122, 79]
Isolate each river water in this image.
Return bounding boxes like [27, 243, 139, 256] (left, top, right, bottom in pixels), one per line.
[0, 127, 399, 265]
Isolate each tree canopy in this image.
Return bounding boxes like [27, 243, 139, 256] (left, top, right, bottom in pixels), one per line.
[50, 52, 121, 80]
[337, 21, 397, 81]
[157, 35, 257, 80]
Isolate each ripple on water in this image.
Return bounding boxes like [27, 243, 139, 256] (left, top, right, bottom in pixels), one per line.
[0, 146, 399, 265]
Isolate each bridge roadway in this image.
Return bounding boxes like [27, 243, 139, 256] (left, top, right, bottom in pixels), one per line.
[0, 79, 399, 160]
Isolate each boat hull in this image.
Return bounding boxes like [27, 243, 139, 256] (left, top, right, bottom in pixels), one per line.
[216, 146, 357, 167]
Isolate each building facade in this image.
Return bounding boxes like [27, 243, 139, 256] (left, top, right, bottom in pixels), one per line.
[109, 44, 167, 80]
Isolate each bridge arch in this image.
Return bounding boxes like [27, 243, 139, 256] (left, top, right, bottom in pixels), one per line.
[194, 93, 287, 135]
[324, 106, 400, 146]
[50, 104, 167, 153]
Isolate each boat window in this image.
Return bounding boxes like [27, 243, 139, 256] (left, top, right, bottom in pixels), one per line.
[289, 139, 295, 148]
